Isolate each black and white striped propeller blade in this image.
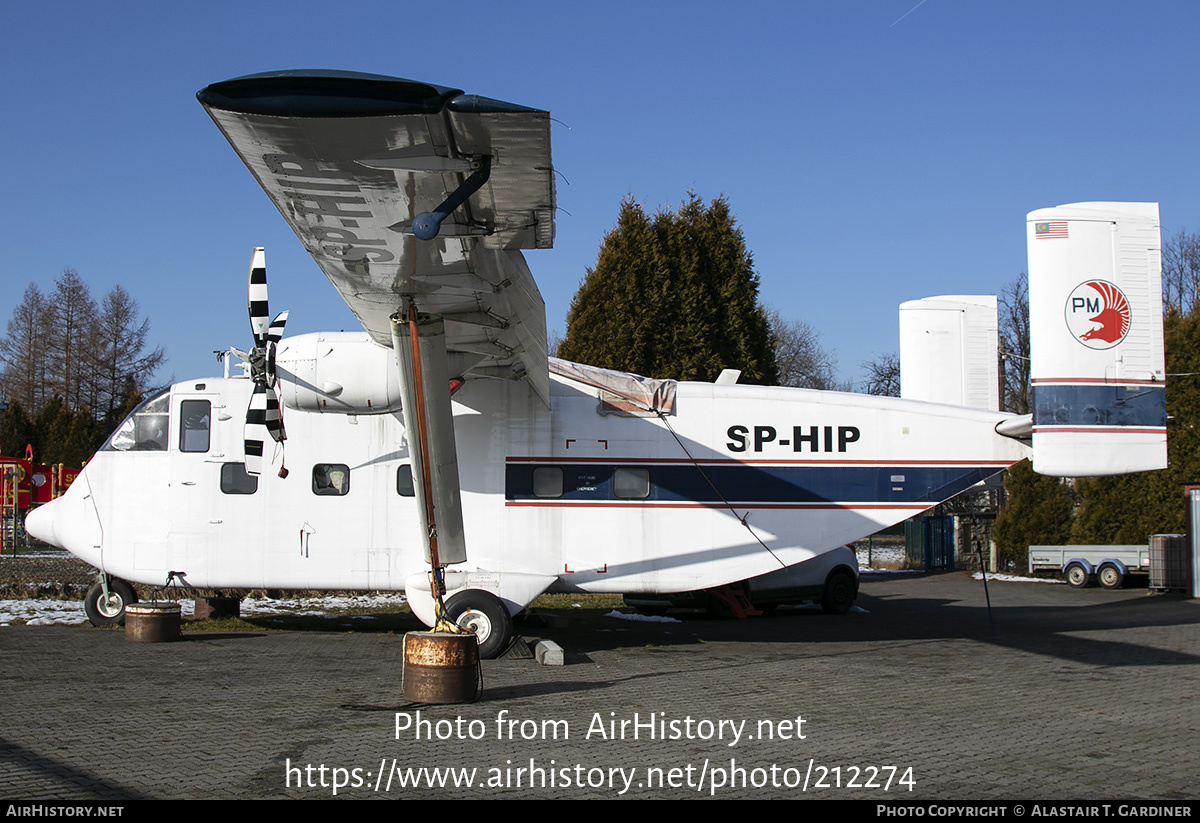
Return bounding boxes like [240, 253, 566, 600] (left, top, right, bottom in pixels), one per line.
[243, 248, 289, 475]
[245, 383, 268, 476]
[248, 247, 270, 346]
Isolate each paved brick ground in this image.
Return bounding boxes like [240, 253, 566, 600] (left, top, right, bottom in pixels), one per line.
[1, 572, 1197, 800]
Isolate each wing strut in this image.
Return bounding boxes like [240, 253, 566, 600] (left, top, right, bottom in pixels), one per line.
[409, 156, 492, 241]
[390, 302, 468, 617]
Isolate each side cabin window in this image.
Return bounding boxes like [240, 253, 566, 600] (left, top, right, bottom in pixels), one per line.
[533, 467, 564, 498]
[179, 400, 211, 453]
[613, 467, 651, 499]
[104, 389, 170, 452]
[220, 463, 258, 495]
[396, 465, 415, 497]
[313, 464, 350, 496]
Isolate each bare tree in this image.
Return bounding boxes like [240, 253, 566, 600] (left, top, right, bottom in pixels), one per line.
[92, 285, 166, 426]
[999, 274, 1031, 414]
[546, 328, 563, 359]
[766, 308, 839, 389]
[48, 268, 97, 412]
[1162, 228, 1200, 316]
[861, 352, 900, 397]
[2, 273, 166, 428]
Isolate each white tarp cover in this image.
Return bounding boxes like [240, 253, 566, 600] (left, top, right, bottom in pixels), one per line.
[548, 358, 676, 413]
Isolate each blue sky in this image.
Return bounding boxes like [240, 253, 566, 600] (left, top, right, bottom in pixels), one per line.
[3, 0, 1198, 388]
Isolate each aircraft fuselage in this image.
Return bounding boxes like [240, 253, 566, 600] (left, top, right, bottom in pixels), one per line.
[31, 357, 1026, 611]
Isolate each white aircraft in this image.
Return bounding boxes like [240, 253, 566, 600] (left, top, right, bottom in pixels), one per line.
[25, 71, 1167, 657]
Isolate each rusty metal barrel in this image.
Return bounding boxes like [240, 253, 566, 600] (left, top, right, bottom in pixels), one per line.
[124, 602, 181, 643]
[402, 631, 481, 704]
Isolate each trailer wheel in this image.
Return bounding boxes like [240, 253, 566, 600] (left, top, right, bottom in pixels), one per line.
[821, 572, 855, 615]
[1097, 564, 1125, 589]
[84, 578, 137, 626]
[444, 590, 513, 660]
[1064, 563, 1090, 588]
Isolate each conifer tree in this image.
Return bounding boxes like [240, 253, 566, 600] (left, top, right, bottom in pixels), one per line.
[60, 408, 101, 467]
[558, 194, 777, 384]
[993, 458, 1074, 565]
[0, 401, 35, 458]
[35, 397, 70, 464]
[1070, 310, 1200, 543]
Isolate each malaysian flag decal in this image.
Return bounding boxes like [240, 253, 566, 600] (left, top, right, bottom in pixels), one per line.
[1036, 221, 1069, 239]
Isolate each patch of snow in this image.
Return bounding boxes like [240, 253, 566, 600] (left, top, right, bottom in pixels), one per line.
[0, 591, 409, 626]
[0, 598, 89, 626]
[973, 572, 1061, 584]
[604, 610, 681, 623]
[239, 592, 407, 616]
[856, 544, 906, 568]
[776, 603, 870, 614]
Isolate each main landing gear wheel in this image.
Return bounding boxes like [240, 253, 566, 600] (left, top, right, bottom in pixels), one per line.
[820, 572, 855, 615]
[1064, 563, 1090, 588]
[84, 578, 137, 626]
[1097, 564, 1125, 589]
[444, 590, 514, 660]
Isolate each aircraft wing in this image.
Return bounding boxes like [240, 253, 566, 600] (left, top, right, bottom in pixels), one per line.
[198, 70, 555, 403]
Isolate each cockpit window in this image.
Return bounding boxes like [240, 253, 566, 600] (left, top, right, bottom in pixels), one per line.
[179, 400, 211, 453]
[104, 389, 170, 451]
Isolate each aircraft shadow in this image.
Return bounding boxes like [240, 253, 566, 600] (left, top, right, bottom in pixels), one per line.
[0, 735, 148, 800]
[523, 573, 1200, 672]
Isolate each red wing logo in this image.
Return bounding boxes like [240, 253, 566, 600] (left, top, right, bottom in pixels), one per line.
[1064, 280, 1131, 350]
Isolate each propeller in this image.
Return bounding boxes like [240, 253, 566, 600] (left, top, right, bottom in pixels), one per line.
[243, 247, 289, 476]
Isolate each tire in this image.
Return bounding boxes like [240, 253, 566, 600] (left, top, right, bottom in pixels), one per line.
[1064, 563, 1090, 588]
[820, 572, 855, 615]
[1097, 564, 1125, 589]
[84, 578, 137, 626]
[443, 590, 513, 660]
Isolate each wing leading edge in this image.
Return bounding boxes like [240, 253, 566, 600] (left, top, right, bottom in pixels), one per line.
[198, 70, 555, 403]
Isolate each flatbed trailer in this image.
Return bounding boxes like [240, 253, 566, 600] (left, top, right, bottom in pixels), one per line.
[1028, 545, 1149, 589]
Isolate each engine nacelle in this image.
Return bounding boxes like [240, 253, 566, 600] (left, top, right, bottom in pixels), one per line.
[275, 332, 403, 414]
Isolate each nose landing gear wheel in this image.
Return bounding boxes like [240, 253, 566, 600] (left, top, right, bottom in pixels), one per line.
[84, 578, 137, 626]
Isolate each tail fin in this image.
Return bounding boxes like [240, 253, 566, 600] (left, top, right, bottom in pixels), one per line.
[1028, 201, 1166, 477]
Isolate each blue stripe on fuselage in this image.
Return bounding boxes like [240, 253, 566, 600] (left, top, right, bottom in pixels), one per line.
[504, 462, 1007, 505]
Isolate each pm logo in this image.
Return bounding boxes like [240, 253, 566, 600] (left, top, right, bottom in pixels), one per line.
[1065, 280, 1131, 349]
